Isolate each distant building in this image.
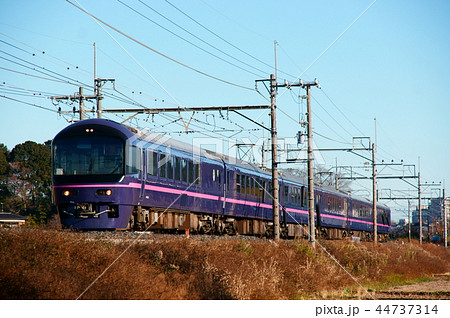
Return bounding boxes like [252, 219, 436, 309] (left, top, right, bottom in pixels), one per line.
[0, 212, 28, 227]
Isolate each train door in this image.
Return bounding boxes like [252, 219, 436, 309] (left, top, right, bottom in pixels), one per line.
[343, 198, 349, 229]
[139, 148, 145, 200]
[315, 194, 322, 227]
[221, 160, 227, 215]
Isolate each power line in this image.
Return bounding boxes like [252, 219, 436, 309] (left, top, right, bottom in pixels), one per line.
[66, 0, 255, 91]
[164, 0, 296, 79]
[0, 50, 91, 88]
[117, 0, 265, 78]
[311, 94, 354, 139]
[133, 0, 268, 78]
[0, 34, 92, 77]
[0, 94, 58, 113]
[320, 88, 366, 136]
[278, 0, 378, 99]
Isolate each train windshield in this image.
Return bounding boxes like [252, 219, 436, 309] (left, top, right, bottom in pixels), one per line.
[53, 136, 124, 176]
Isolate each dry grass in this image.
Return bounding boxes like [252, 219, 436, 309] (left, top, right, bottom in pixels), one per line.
[0, 228, 449, 299]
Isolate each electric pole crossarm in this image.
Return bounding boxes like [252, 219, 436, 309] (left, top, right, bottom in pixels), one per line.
[379, 197, 438, 200]
[102, 105, 270, 114]
[340, 176, 418, 180]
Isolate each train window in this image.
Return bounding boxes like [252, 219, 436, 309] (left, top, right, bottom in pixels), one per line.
[194, 163, 200, 184]
[181, 159, 188, 182]
[284, 186, 289, 202]
[126, 146, 140, 174]
[167, 156, 174, 179]
[246, 176, 250, 195]
[188, 161, 194, 183]
[262, 181, 266, 200]
[241, 175, 246, 194]
[147, 151, 158, 177]
[217, 170, 221, 189]
[54, 136, 124, 176]
[159, 154, 166, 178]
[236, 173, 241, 193]
[175, 157, 181, 181]
[256, 178, 262, 197]
[298, 187, 301, 206]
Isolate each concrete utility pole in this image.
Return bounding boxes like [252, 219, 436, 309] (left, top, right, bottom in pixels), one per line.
[52, 79, 113, 121]
[269, 74, 280, 241]
[53, 43, 114, 120]
[304, 80, 320, 248]
[444, 188, 448, 248]
[306, 84, 315, 247]
[372, 143, 377, 243]
[94, 78, 115, 119]
[78, 87, 85, 120]
[418, 157, 422, 244]
[408, 200, 412, 243]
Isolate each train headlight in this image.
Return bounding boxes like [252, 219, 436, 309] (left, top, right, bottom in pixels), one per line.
[62, 190, 78, 196]
[97, 189, 112, 196]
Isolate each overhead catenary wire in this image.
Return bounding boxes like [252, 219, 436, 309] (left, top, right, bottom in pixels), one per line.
[320, 88, 366, 136]
[1, 34, 260, 142]
[0, 94, 59, 113]
[0, 50, 92, 88]
[0, 36, 91, 78]
[117, 0, 264, 78]
[130, 0, 268, 78]
[277, 0, 378, 100]
[163, 0, 296, 79]
[66, 0, 256, 91]
[311, 94, 354, 139]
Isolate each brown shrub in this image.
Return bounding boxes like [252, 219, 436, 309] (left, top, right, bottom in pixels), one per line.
[0, 229, 448, 300]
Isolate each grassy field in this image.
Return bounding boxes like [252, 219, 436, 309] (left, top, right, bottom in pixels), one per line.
[0, 228, 448, 300]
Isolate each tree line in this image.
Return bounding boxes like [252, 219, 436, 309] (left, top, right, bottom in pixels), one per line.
[0, 141, 54, 225]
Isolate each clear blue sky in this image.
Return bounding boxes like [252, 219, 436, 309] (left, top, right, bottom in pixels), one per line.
[1, 0, 449, 222]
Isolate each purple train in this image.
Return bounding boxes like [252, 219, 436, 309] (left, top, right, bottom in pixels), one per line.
[52, 118, 390, 239]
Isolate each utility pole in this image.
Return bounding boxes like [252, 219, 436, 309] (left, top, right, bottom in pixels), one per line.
[305, 83, 316, 247]
[94, 78, 115, 119]
[373, 118, 378, 244]
[53, 79, 113, 120]
[372, 143, 377, 243]
[408, 200, 412, 243]
[443, 189, 450, 247]
[255, 77, 319, 242]
[418, 157, 423, 244]
[269, 73, 280, 241]
[78, 87, 85, 120]
[52, 87, 96, 120]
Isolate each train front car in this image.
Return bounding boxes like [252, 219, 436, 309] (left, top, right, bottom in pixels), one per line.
[52, 119, 137, 230]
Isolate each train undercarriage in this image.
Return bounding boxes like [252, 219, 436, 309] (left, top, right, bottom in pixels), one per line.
[128, 206, 388, 242]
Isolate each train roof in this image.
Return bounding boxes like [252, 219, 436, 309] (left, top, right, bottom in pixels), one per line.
[129, 122, 389, 209]
[54, 118, 135, 140]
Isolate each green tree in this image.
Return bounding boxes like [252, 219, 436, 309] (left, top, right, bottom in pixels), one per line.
[7, 141, 52, 223]
[0, 144, 10, 211]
